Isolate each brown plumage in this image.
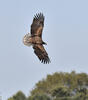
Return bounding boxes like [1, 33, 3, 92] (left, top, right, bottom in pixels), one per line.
[23, 13, 50, 64]
[31, 13, 44, 37]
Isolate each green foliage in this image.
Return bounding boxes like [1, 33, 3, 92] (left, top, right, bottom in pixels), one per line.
[8, 98, 14, 100]
[8, 91, 26, 100]
[30, 71, 88, 100]
[8, 71, 88, 100]
[27, 94, 51, 100]
[51, 86, 71, 97]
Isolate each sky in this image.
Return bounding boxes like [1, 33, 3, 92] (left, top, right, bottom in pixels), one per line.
[0, 0, 88, 100]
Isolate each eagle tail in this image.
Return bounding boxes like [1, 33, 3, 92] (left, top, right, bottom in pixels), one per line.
[23, 33, 32, 47]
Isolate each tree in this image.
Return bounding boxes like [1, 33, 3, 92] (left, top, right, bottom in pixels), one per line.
[30, 71, 88, 100]
[27, 94, 51, 100]
[8, 91, 26, 100]
[8, 71, 88, 100]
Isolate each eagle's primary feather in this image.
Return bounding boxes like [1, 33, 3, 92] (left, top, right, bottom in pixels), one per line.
[31, 13, 44, 37]
[23, 13, 50, 64]
[33, 44, 50, 64]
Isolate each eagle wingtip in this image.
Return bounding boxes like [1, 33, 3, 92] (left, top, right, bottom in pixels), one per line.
[33, 12, 44, 20]
[40, 58, 51, 64]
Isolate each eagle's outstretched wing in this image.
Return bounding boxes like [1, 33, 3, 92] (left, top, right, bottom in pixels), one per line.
[33, 44, 50, 64]
[31, 13, 44, 37]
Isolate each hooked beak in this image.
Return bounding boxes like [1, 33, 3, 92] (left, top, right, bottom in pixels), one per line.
[43, 41, 47, 45]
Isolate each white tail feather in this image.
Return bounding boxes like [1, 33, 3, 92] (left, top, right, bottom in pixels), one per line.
[23, 33, 32, 47]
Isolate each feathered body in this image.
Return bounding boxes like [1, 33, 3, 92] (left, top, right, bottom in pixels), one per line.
[23, 13, 50, 64]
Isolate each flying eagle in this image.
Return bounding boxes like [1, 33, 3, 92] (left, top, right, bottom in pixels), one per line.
[23, 13, 50, 64]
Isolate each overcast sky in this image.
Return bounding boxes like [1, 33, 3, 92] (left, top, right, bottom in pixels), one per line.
[0, 0, 88, 100]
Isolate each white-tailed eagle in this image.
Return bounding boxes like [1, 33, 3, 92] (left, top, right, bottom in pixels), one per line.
[23, 13, 50, 64]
